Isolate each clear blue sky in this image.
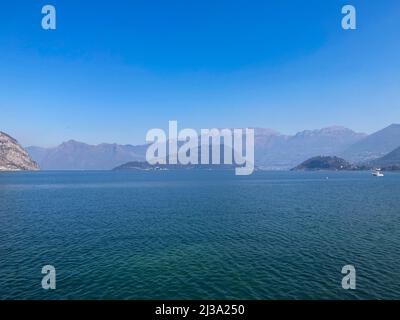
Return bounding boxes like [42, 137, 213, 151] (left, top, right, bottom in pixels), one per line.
[1, 0, 399, 146]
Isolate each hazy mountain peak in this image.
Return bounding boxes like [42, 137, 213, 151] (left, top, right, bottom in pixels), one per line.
[61, 139, 87, 146]
[320, 125, 353, 133]
[294, 126, 364, 138]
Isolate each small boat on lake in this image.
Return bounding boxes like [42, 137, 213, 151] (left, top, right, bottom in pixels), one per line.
[372, 169, 384, 177]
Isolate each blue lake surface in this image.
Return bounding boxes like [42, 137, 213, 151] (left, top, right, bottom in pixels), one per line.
[1, 170, 400, 299]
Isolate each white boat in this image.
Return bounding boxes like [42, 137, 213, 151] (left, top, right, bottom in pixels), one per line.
[372, 169, 384, 177]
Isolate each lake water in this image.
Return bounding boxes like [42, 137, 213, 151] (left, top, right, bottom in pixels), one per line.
[1, 170, 400, 299]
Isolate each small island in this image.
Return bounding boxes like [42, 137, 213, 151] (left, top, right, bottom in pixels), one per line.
[292, 154, 400, 172]
[291, 156, 363, 171]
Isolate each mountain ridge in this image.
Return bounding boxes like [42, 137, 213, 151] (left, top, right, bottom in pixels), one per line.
[26, 125, 367, 170]
[0, 131, 39, 171]
[27, 141, 147, 170]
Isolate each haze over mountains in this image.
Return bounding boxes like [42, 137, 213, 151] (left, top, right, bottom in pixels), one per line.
[23, 124, 400, 171]
[340, 124, 400, 163]
[254, 126, 366, 169]
[371, 146, 400, 169]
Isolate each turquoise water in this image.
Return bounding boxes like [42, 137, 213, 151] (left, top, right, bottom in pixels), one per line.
[1, 170, 400, 300]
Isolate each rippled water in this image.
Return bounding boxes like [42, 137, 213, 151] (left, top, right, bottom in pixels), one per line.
[1, 170, 400, 299]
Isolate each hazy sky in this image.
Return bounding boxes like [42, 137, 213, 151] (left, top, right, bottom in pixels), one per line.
[1, 0, 399, 147]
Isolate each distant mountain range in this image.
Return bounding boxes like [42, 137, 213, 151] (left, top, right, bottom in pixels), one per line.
[26, 140, 147, 170]
[23, 124, 400, 171]
[0, 132, 39, 171]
